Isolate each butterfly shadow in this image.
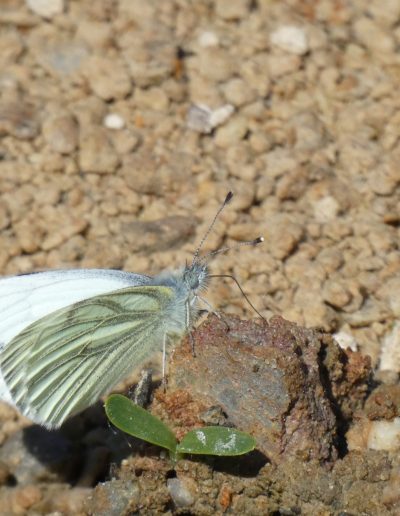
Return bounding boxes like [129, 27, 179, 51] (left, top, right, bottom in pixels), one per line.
[21, 401, 139, 487]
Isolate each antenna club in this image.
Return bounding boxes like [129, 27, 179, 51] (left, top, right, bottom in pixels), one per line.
[224, 191, 234, 204]
[254, 237, 264, 244]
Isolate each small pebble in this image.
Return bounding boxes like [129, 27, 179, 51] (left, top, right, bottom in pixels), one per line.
[270, 25, 309, 55]
[26, 0, 64, 18]
[313, 196, 341, 223]
[167, 478, 195, 508]
[198, 31, 219, 48]
[379, 322, 400, 373]
[368, 418, 400, 451]
[103, 113, 125, 130]
[333, 330, 358, 352]
[186, 103, 234, 133]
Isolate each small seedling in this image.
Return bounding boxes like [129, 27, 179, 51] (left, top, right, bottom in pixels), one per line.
[105, 394, 256, 461]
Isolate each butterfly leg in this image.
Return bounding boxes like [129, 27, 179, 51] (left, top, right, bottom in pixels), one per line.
[162, 333, 168, 392]
[198, 295, 230, 331]
[186, 300, 196, 357]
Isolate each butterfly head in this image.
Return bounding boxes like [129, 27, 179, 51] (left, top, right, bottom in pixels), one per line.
[183, 261, 209, 294]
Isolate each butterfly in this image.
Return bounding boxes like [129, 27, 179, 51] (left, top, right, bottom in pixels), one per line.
[0, 193, 263, 429]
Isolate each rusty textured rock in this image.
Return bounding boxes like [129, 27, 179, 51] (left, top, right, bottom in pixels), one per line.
[323, 338, 372, 420]
[364, 384, 400, 421]
[169, 315, 371, 464]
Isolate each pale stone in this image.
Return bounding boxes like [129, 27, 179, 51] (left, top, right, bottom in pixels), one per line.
[379, 322, 400, 372]
[167, 478, 195, 508]
[333, 330, 358, 352]
[209, 104, 235, 128]
[26, 0, 64, 18]
[368, 418, 400, 451]
[103, 113, 125, 130]
[198, 31, 219, 48]
[313, 196, 340, 223]
[270, 25, 309, 55]
[186, 103, 234, 134]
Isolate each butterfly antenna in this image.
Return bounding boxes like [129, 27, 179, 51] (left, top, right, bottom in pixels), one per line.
[201, 236, 264, 263]
[208, 273, 266, 321]
[191, 191, 233, 265]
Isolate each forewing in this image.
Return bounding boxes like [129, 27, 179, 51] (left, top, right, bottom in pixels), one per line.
[0, 285, 173, 429]
[0, 269, 152, 347]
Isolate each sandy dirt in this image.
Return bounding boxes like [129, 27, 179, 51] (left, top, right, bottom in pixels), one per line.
[0, 0, 399, 514]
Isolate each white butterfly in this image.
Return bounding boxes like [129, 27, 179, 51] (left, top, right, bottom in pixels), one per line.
[0, 193, 262, 429]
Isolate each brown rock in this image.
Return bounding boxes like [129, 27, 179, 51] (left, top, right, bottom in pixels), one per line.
[169, 315, 371, 464]
[323, 343, 371, 419]
[365, 385, 400, 421]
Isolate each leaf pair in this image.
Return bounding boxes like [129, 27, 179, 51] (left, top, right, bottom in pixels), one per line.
[105, 394, 256, 460]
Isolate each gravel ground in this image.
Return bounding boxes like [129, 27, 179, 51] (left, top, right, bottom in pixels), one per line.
[0, 0, 400, 514]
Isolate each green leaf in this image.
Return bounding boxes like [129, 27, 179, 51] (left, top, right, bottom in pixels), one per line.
[105, 394, 177, 453]
[176, 426, 256, 456]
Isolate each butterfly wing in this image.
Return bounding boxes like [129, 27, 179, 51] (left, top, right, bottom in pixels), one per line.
[0, 284, 174, 429]
[0, 269, 152, 346]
